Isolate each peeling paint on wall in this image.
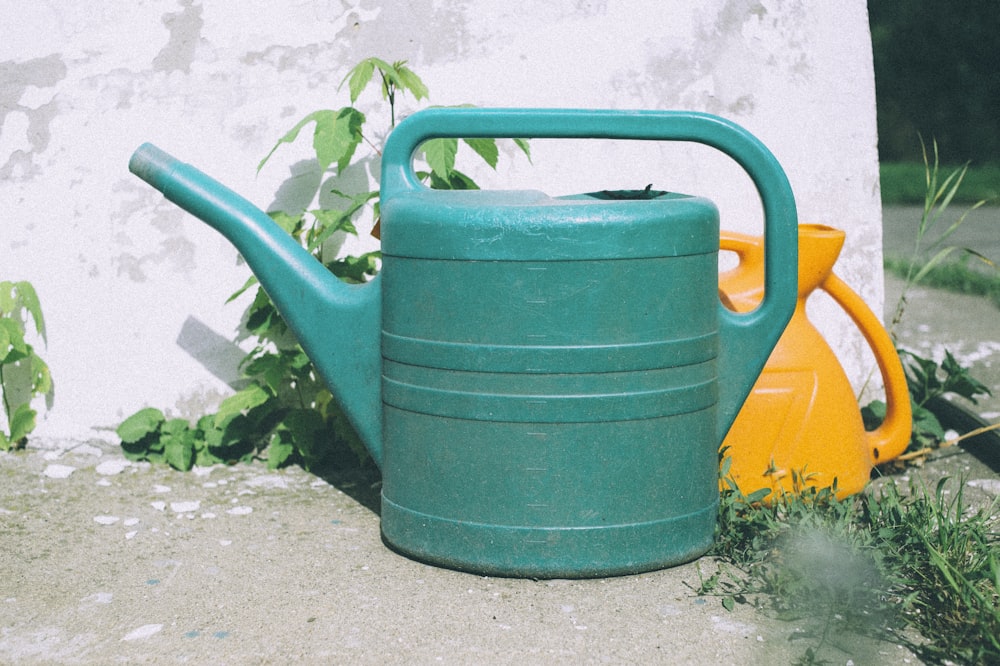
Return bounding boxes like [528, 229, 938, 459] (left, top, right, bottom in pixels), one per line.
[0, 53, 67, 180]
[611, 1, 812, 115]
[152, 0, 205, 74]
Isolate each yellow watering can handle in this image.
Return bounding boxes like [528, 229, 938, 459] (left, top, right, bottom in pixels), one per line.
[821, 273, 912, 464]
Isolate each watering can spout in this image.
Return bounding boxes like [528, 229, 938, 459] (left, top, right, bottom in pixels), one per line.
[128, 143, 383, 465]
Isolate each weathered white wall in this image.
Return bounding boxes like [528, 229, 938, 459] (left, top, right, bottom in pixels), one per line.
[2, 0, 883, 440]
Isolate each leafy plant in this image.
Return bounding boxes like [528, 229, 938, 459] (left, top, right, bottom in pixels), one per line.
[701, 455, 1000, 663]
[1, 281, 53, 450]
[117, 57, 529, 472]
[864, 138, 997, 456]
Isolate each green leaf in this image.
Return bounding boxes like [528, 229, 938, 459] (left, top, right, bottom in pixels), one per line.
[243, 287, 284, 338]
[117, 407, 165, 444]
[912, 403, 945, 442]
[258, 110, 332, 173]
[313, 107, 365, 174]
[0, 318, 11, 363]
[0, 318, 28, 363]
[266, 429, 295, 469]
[243, 352, 294, 395]
[267, 210, 304, 236]
[226, 274, 260, 304]
[861, 399, 887, 431]
[940, 349, 992, 402]
[0, 281, 46, 344]
[205, 413, 258, 461]
[280, 408, 327, 471]
[722, 595, 735, 612]
[428, 168, 479, 191]
[342, 59, 376, 103]
[0, 281, 11, 315]
[164, 429, 196, 471]
[911, 246, 958, 285]
[9, 403, 36, 443]
[214, 384, 272, 429]
[392, 61, 428, 100]
[462, 138, 499, 169]
[326, 251, 382, 284]
[308, 209, 358, 250]
[29, 353, 52, 397]
[513, 138, 532, 162]
[422, 138, 458, 180]
[307, 190, 378, 251]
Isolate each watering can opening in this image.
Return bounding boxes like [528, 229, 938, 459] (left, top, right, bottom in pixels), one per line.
[584, 185, 670, 200]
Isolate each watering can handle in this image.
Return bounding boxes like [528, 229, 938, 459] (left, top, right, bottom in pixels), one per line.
[821, 274, 913, 464]
[382, 108, 798, 434]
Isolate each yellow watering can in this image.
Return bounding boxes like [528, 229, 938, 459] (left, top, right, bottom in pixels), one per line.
[719, 223, 912, 498]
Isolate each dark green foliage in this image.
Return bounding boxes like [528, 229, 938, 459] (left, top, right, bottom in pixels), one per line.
[869, 1, 1000, 164]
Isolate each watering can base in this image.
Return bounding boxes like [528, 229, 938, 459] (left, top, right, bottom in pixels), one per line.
[379, 497, 718, 578]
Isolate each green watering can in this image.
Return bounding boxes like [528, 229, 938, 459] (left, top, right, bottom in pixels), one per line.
[129, 108, 797, 577]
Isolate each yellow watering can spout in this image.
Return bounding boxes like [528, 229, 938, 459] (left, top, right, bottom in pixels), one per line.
[719, 223, 912, 499]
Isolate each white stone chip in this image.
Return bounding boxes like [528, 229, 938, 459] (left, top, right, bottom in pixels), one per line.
[43, 464, 76, 479]
[121, 624, 163, 641]
[95, 459, 130, 476]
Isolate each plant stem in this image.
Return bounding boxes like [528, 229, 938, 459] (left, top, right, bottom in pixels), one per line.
[0, 363, 9, 432]
[380, 71, 396, 128]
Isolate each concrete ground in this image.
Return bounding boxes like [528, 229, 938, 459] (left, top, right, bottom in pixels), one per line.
[2, 210, 998, 664]
[1, 436, 936, 665]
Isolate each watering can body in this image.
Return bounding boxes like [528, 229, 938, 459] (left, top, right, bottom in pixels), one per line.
[719, 224, 912, 499]
[129, 108, 798, 577]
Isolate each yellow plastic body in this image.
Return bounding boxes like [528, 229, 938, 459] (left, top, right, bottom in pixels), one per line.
[719, 224, 911, 498]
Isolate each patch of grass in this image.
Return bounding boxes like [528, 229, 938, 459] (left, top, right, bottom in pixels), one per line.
[699, 463, 1000, 664]
[881, 162, 1000, 206]
[884, 255, 1000, 308]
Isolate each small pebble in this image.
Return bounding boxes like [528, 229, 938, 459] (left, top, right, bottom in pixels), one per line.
[43, 464, 76, 479]
[226, 506, 252, 516]
[151, 502, 166, 512]
[967, 479, 1000, 495]
[95, 459, 129, 476]
[170, 501, 200, 513]
[246, 474, 287, 489]
[94, 515, 120, 525]
[121, 624, 163, 641]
